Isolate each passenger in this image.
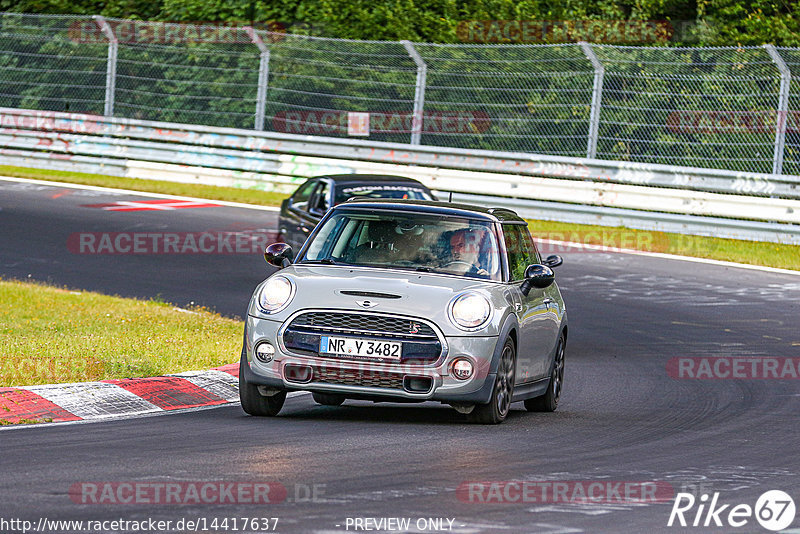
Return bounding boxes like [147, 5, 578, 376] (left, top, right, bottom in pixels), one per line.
[391, 222, 427, 263]
[352, 221, 399, 263]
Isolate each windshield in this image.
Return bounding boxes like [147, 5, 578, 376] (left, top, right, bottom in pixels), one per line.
[334, 184, 433, 205]
[301, 210, 502, 281]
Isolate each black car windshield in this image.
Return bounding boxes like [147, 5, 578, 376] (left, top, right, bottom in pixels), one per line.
[301, 210, 502, 281]
[334, 184, 433, 205]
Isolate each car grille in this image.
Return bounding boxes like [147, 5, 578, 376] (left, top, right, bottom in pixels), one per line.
[312, 365, 405, 390]
[282, 311, 442, 364]
[289, 312, 436, 338]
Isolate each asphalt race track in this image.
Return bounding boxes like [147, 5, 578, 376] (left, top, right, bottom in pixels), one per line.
[2, 177, 800, 534]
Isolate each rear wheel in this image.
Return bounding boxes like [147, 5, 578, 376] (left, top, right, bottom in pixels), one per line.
[239, 370, 287, 416]
[312, 392, 346, 406]
[467, 338, 515, 424]
[525, 332, 565, 412]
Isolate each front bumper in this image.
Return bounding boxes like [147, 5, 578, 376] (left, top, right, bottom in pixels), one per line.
[243, 314, 499, 404]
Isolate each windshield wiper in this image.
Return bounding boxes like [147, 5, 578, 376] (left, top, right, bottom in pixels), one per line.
[300, 258, 336, 265]
[415, 266, 432, 272]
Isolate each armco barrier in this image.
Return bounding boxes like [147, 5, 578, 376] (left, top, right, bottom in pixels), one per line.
[1, 107, 799, 244]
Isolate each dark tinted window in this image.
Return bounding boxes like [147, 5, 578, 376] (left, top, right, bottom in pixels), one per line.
[309, 181, 330, 213]
[333, 183, 432, 205]
[504, 224, 538, 281]
[290, 180, 317, 211]
[303, 211, 502, 281]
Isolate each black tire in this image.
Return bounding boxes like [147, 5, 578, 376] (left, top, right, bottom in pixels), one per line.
[525, 331, 565, 412]
[312, 392, 346, 406]
[239, 369, 287, 416]
[467, 337, 516, 424]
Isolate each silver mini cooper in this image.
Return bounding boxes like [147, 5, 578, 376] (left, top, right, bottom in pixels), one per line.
[240, 200, 567, 424]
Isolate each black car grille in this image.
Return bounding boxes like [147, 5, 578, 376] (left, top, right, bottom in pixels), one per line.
[290, 312, 436, 338]
[283, 311, 442, 364]
[311, 365, 405, 390]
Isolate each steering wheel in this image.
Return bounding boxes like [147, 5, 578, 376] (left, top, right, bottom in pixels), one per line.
[443, 260, 476, 271]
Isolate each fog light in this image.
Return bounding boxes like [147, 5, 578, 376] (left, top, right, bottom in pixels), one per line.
[254, 342, 275, 363]
[451, 358, 474, 380]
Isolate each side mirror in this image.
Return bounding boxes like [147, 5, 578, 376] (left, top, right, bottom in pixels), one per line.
[542, 254, 563, 268]
[520, 264, 555, 296]
[265, 243, 293, 268]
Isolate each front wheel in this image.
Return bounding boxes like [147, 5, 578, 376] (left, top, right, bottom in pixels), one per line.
[467, 338, 516, 424]
[239, 371, 287, 416]
[525, 331, 565, 412]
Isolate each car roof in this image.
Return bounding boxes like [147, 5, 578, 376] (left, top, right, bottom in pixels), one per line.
[315, 174, 428, 186]
[334, 198, 526, 223]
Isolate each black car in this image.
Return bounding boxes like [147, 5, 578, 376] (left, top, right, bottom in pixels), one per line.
[278, 174, 436, 247]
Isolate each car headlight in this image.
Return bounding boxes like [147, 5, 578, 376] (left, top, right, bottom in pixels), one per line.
[449, 292, 492, 330]
[257, 276, 295, 313]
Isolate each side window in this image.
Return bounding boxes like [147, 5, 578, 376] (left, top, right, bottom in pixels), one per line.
[504, 224, 538, 281]
[290, 180, 317, 212]
[309, 181, 330, 214]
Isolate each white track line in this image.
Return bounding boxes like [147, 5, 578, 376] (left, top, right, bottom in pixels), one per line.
[0, 175, 280, 212]
[538, 239, 800, 277]
[2, 175, 797, 276]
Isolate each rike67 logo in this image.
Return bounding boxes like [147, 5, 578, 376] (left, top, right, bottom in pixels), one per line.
[668, 490, 796, 531]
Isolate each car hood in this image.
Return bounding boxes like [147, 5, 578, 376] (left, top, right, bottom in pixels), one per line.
[249, 264, 513, 336]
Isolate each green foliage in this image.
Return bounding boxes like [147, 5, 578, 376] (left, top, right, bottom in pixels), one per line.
[0, 0, 798, 46]
[0, 2, 797, 174]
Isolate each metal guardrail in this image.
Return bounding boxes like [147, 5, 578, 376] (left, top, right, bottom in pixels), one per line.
[1, 107, 799, 244]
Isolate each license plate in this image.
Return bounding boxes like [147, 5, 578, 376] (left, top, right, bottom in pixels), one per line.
[320, 336, 402, 360]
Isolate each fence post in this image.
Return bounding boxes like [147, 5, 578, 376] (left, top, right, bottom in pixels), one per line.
[764, 44, 791, 176]
[401, 40, 427, 145]
[93, 16, 117, 117]
[246, 27, 270, 131]
[579, 41, 604, 160]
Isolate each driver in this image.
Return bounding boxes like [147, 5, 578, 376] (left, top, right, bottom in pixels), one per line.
[446, 228, 489, 276]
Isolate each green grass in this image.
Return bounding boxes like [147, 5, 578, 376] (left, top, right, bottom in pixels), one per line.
[0, 418, 53, 426]
[2, 164, 798, 271]
[0, 279, 244, 387]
